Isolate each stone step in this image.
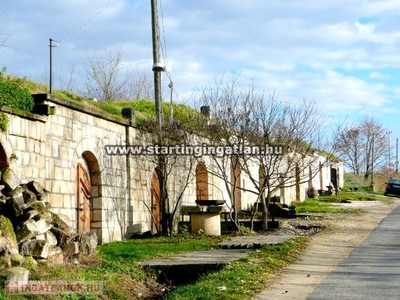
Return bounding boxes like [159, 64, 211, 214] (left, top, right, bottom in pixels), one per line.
[138, 235, 294, 284]
[218, 235, 293, 249]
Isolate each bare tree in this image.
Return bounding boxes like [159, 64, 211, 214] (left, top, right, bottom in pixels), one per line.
[128, 67, 154, 100]
[41, 65, 77, 93]
[136, 118, 198, 235]
[84, 47, 131, 101]
[102, 153, 130, 240]
[336, 116, 389, 179]
[196, 76, 336, 230]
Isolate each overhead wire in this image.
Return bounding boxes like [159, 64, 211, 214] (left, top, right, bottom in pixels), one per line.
[52, 0, 153, 69]
[58, 0, 118, 45]
[159, 0, 181, 101]
[56, 45, 151, 69]
[51, 0, 180, 101]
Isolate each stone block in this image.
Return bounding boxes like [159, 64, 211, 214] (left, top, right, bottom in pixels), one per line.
[22, 201, 46, 215]
[0, 215, 18, 250]
[27, 181, 44, 194]
[20, 240, 50, 259]
[0, 236, 19, 256]
[14, 219, 41, 243]
[38, 231, 58, 246]
[47, 246, 64, 265]
[10, 193, 25, 216]
[54, 213, 71, 229]
[35, 219, 53, 235]
[78, 232, 98, 255]
[9, 185, 24, 197]
[10, 253, 25, 267]
[36, 192, 49, 202]
[0, 266, 29, 282]
[23, 210, 39, 223]
[64, 242, 80, 255]
[23, 189, 37, 205]
[1, 168, 21, 194]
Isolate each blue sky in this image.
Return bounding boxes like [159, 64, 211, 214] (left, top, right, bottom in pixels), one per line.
[1, 0, 400, 140]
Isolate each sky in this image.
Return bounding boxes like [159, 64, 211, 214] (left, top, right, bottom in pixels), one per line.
[1, 0, 400, 143]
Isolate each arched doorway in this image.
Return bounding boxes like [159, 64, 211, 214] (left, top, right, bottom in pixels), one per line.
[75, 151, 102, 241]
[295, 164, 300, 201]
[231, 156, 242, 209]
[196, 162, 209, 201]
[151, 172, 161, 234]
[259, 166, 266, 202]
[0, 144, 8, 169]
[76, 160, 91, 233]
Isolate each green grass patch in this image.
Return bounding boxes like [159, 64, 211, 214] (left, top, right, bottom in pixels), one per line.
[163, 237, 309, 300]
[98, 235, 225, 263]
[293, 188, 393, 215]
[1, 235, 226, 299]
[319, 191, 392, 204]
[0, 235, 309, 300]
[292, 198, 364, 215]
[0, 73, 199, 127]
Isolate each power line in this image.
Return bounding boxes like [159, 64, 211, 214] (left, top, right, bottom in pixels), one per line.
[159, 0, 172, 82]
[158, 0, 182, 111]
[57, 45, 152, 68]
[58, 0, 118, 45]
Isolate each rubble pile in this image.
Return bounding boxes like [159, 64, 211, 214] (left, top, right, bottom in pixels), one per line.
[0, 167, 97, 281]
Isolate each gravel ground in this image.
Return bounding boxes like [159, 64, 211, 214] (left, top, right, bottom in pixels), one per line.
[256, 199, 400, 300]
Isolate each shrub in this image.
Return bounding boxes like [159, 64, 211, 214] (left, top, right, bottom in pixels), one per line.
[0, 67, 35, 111]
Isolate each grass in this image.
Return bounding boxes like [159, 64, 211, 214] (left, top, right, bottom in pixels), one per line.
[293, 194, 393, 214]
[293, 198, 364, 215]
[293, 177, 395, 215]
[0, 235, 309, 300]
[2, 174, 386, 299]
[162, 237, 309, 300]
[319, 191, 392, 204]
[6, 75, 199, 127]
[98, 235, 226, 264]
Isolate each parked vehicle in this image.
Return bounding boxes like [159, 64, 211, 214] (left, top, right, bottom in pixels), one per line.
[384, 178, 400, 196]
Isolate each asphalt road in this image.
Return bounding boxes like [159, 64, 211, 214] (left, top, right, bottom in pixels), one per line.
[307, 205, 400, 300]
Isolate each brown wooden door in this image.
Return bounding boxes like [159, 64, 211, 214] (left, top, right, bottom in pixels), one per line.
[196, 162, 209, 201]
[151, 172, 161, 234]
[77, 163, 91, 233]
[331, 167, 337, 189]
[231, 157, 242, 209]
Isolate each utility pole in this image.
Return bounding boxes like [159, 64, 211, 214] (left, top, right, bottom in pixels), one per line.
[151, 0, 163, 130]
[388, 131, 392, 170]
[371, 133, 375, 192]
[168, 81, 173, 122]
[150, 0, 168, 235]
[49, 38, 54, 94]
[397, 138, 399, 174]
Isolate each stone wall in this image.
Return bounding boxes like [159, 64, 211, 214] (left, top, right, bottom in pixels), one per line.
[0, 94, 343, 243]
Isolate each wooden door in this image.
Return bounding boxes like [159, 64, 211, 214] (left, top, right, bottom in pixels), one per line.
[77, 163, 91, 233]
[231, 157, 242, 209]
[196, 162, 209, 201]
[151, 172, 161, 234]
[330, 167, 337, 189]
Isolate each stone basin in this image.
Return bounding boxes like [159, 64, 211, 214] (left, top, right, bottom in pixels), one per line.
[195, 200, 226, 206]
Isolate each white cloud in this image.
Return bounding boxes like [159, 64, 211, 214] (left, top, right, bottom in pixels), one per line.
[1, 0, 400, 131]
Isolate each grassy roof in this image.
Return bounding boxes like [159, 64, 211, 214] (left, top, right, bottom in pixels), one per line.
[5, 75, 198, 125]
